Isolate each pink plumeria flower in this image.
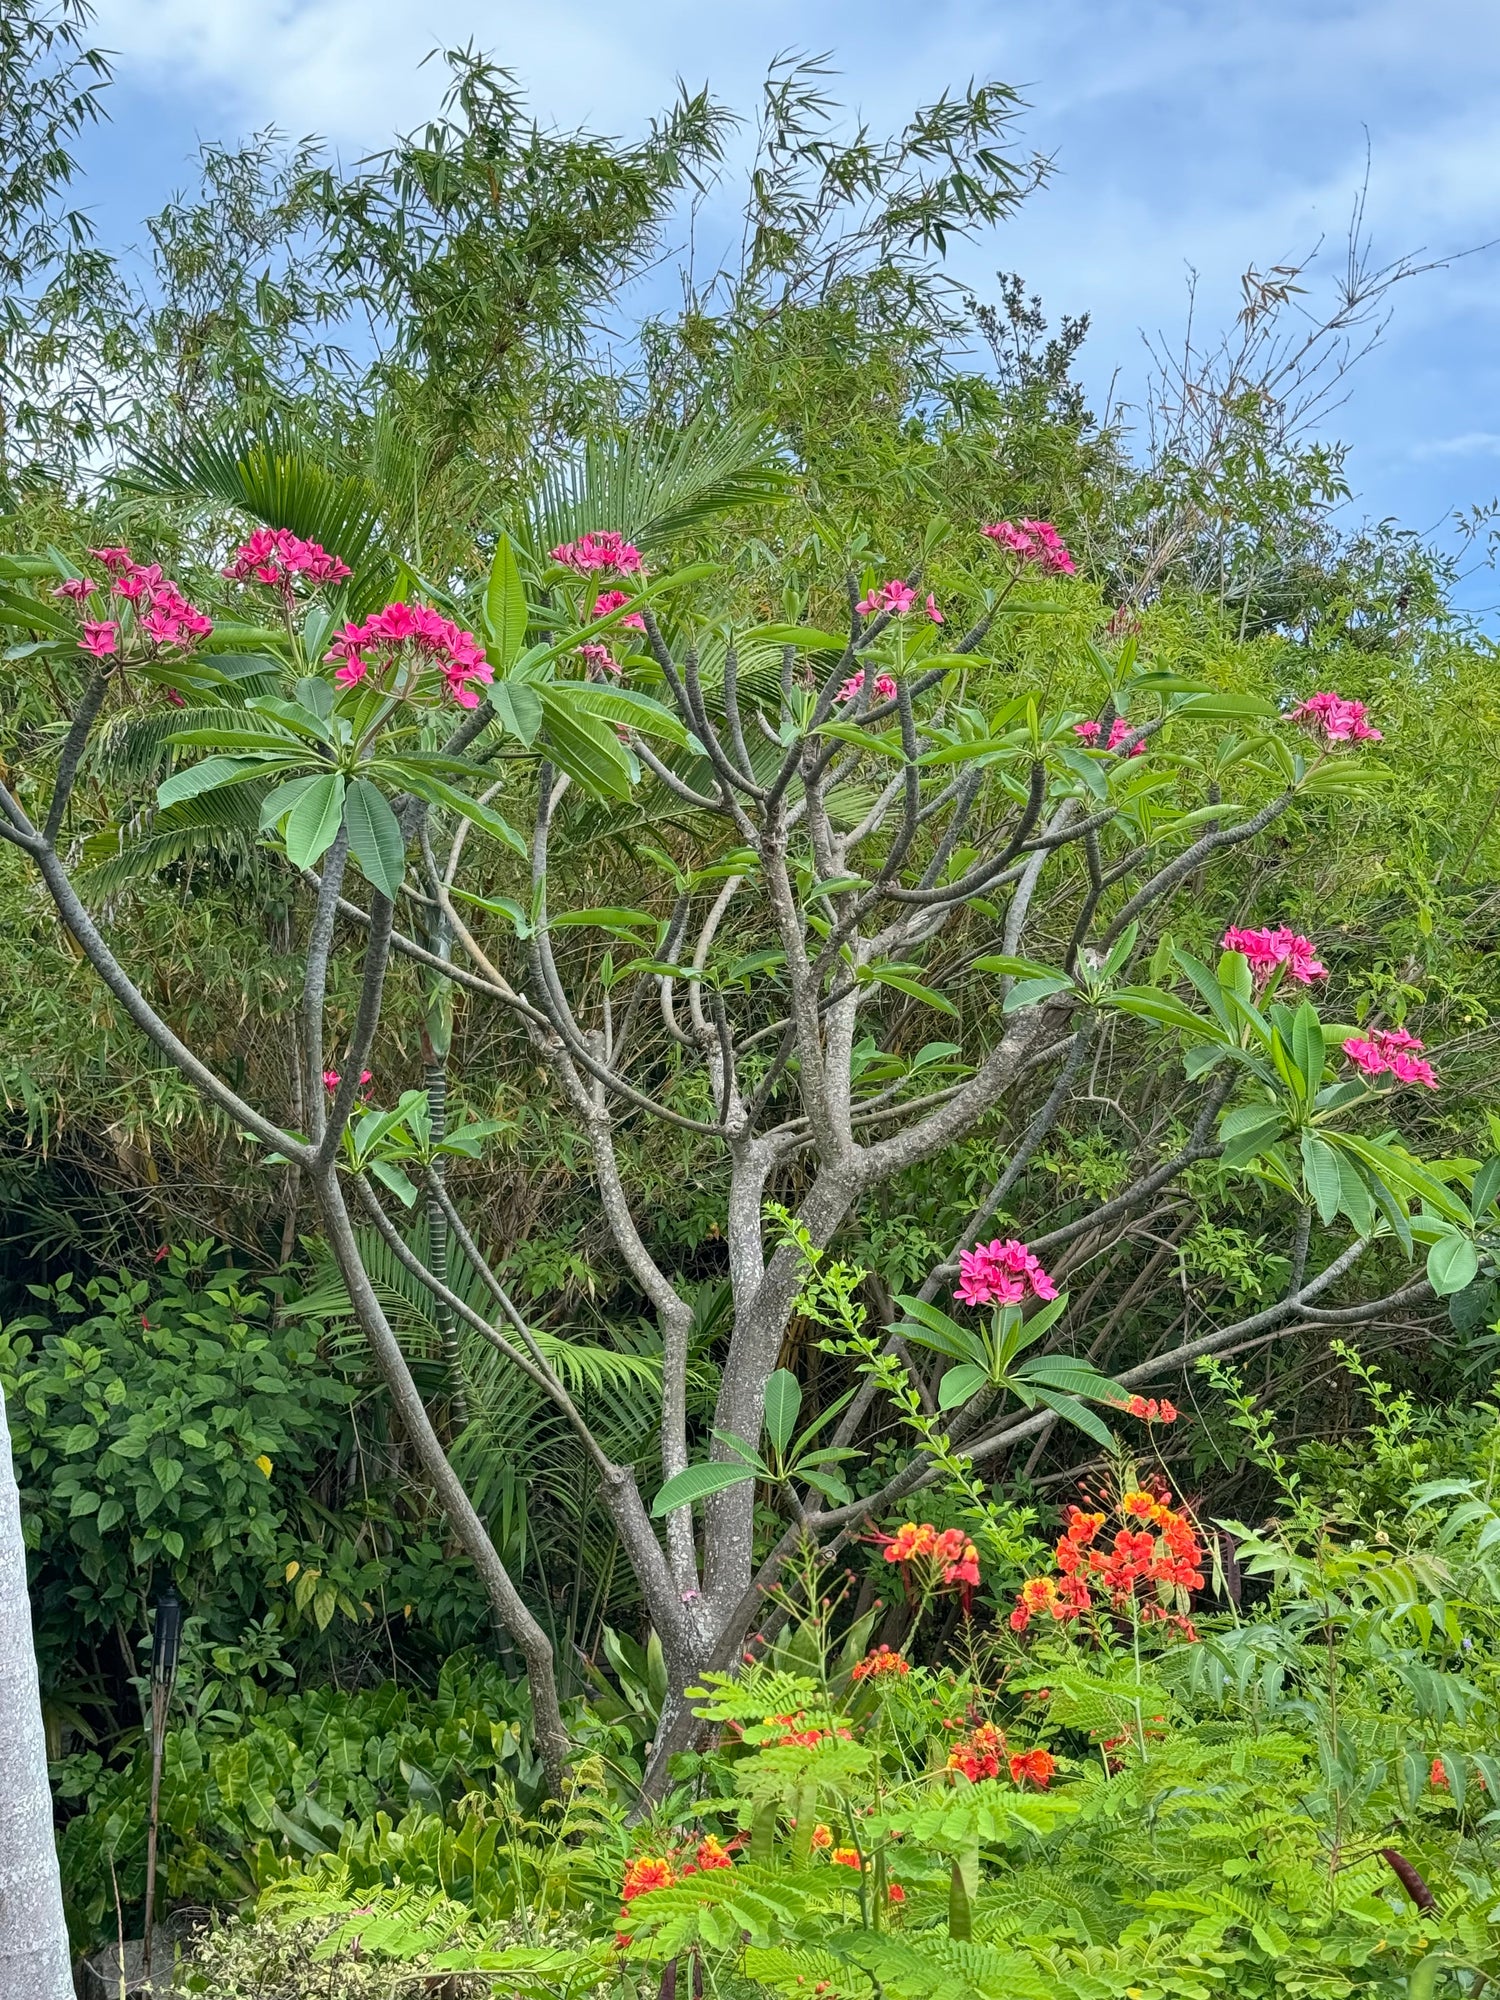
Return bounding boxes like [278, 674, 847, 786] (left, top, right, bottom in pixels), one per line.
[1073, 719, 1101, 743]
[1221, 925, 1327, 987]
[980, 519, 1076, 575]
[1105, 717, 1144, 757]
[1288, 690, 1382, 745]
[955, 1238, 1057, 1309]
[224, 527, 351, 591]
[836, 669, 899, 704]
[579, 641, 621, 678]
[52, 577, 96, 601]
[79, 620, 119, 658]
[591, 588, 645, 631]
[550, 530, 643, 576]
[1342, 1027, 1437, 1089]
[326, 602, 492, 708]
[855, 579, 920, 618]
[925, 593, 943, 625]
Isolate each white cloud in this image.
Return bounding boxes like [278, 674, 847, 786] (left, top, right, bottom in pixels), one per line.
[1412, 432, 1500, 460]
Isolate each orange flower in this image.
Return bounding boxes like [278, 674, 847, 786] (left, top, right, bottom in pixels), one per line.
[1120, 1490, 1157, 1520]
[880, 1521, 937, 1563]
[1009, 1747, 1056, 1788]
[810, 1823, 833, 1849]
[887, 1882, 906, 1903]
[948, 1720, 1005, 1781]
[695, 1835, 734, 1871]
[851, 1643, 911, 1681]
[621, 1856, 675, 1901]
[831, 1846, 861, 1869]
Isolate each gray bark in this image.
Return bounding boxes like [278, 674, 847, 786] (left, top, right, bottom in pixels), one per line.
[0, 1387, 73, 2000]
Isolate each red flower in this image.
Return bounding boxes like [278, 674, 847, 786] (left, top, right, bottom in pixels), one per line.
[1009, 1747, 1056, 1788]
[851, 1644, 910, 1681]
[621, 1856, 674, 1901]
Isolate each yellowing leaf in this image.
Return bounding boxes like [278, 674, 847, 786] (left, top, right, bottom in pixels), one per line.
[255, 1454, 273, 1477]
[284, 1559, 300, 1581]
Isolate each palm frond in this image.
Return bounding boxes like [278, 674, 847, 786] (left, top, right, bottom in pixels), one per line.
[76, 783, 270, 893]
[518, 411, 789, 558]
[115, 415, 397, 602]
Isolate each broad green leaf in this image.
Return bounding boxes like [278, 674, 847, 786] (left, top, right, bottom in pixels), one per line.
[562, 682, 690, 747]
[158, 754, 282, 809]
[484, 532, 529, 668]
[651, 1461, 758, 1517]
[741, 623, 848, 651]
[1031, 1388, 1117, 1450]
[1291, 1002, 1325, 1094]
[283, 771, 346, 870]
[1300, 1133, 1342, 1225]
[763, 1369, 803, 1456]
[344, 777, 405, 899]
[1472, 1156, 1500, 1217]
[1427, 1231, 1480, 1297]
[537, 687, 636, 800]
[1003, 972, 1075, 1013]
[867, 968, 958, 1015]
[938, 1363, 990, 1410]
[972, 954, 1060, 980]
[488, 678, 544, 745]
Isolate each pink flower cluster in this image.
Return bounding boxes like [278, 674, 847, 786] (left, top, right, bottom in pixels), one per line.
[591, 589, 645, 631]
[1343, 1026, 1437, 1090]
[579, 641, 621, 679]
[854, 580, 943, 622]
[551, 530, 643, 576]
[980, 519, 1076, 575]
[223, 527, 350, 593]
[56, 547, 213, 659]
[837, 668, 899, 704]
[1074, 717, 1144, 756]
[1289, 691, 1382, 745]
[1221, 925, 1327, 987]
[955, 1237, 1058, 1309]
[326, 602, 493, 709]
[323, 1068, 373, 1093]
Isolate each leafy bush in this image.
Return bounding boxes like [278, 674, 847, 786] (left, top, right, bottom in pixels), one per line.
[0, 1243, 353, 1678]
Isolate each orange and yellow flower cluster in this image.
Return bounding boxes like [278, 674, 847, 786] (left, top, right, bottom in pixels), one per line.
[1009, 1486, 1204, 1633]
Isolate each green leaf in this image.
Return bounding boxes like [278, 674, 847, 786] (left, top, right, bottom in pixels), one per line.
[366, 1158, 417, 1207]
[484, 532, 529, 668]
[972, 954, 1061, 980]
[1003, 973, 1075, 1013]
[864, 966, 957, 1015]
[1016, 1356, 1126, 1403]
[651, 1461, 758, 1518]
[741, 624, 848, 651]
[344, 777, 406, 899]
[1472, 1157, 1500, 1217]
[1427, 1232, 1480, 1297]
[891, 1297, 984, 1361]
[1031, 1389, 1117, 1450]
[488, 678, 544, 746]
[562, 682, 690, 748]
[1291, 1002, 1325, 1094]
[938, 1363, 990, 1410]
[537, 687, 636, 800]
[283, 771, 346, 870]
[1300, 1133, 1342, 1225]
[158, 754, 282, 809]
[763, 1369, 803, 1456]
[403, 773, 528, 860]
[258, 774, 324, 831]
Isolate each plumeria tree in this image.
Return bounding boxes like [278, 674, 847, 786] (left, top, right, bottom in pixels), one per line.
[0, 491, 1482, 1802]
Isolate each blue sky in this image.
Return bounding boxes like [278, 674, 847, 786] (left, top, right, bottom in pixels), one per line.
[77, 0, 1500, 607]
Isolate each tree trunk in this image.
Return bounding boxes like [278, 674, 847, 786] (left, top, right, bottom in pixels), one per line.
[0, 1387, 73, 1999]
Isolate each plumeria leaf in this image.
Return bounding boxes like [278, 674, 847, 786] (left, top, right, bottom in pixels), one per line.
[283, 771, 347, 870]
[344, 777, 406, 899]
[1471, 1157, 1500, 1217]
[891, 1297, 984, 1362]
[1003, 973, 1075, 1013]
[158, 754, 283, 808]
[488, 678, 544, 745]
[938, 1363, 990, 1410]
[651, 1462, 758, 1518]
[1015, 1356, 1124, 1402]
[1030, 1388, 1117, 1450]
[259, 774, 324, 832]
[1300, 1133, 1343, 1225]
[366, 1158, 418, 1207]
[484, 532, 529, 669]
[763, 1369, 803, 1456]
[1427, 1231, 1480, 1297]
